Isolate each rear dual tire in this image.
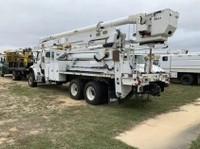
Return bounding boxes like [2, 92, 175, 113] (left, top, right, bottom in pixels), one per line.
[84, 82, 103, 105]
[69, 80, 108, 105]
[180, 74, 195, 85]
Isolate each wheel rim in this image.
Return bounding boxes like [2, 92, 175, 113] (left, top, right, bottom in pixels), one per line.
[86, 86, 96, 101]
[29, 75, 33, 85]
[71, 83, 78, 96]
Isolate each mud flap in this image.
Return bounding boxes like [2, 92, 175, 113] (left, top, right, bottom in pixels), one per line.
[108, 89, 119, 104]
[149, 84, 161, 96]
[143, 83, 161, 96]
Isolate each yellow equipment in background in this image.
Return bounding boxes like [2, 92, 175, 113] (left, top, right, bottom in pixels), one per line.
[5, 48, 32, 67]
[22, 48, 32, 67]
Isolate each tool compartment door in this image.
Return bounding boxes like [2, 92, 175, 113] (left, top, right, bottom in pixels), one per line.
[54, 61, 67, 81]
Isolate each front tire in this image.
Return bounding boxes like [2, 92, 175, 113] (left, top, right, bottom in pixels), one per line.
[69, 79, 84, 100]
[28, 72, 37, 87]
[84, 82, 103, 105]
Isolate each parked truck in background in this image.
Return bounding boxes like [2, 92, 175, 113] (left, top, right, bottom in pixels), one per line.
[0, 48, 33, 80]
[157, 53, 200, 85]
[0, 54, 7, 77]
[135, 49, 200, 85]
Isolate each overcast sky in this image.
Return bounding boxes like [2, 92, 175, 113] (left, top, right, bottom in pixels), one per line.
[0, 0, 200, 53]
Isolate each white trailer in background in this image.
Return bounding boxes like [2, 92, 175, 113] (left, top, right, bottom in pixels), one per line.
[28, 9, 179, 105]
[158, 53, 200, 85]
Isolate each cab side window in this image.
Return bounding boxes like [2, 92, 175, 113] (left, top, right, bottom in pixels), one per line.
[45, 52, 51, 63]
[162, 56, 168, 61]
[45, 52, 50, 58]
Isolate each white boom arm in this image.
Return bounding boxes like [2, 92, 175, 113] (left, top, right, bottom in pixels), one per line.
[40, 9, 179, 47]
[41, 14, 143, 41]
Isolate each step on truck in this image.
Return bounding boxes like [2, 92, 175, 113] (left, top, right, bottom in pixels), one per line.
[28, 9, 179, 105]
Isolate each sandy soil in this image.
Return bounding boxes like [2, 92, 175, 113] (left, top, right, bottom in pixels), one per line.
[0, 75, 85, 107]
[0, 75, 86, 146]
[55, 95, 86, 107]
[116, 98, 200, 149]
[0, 75, 12, 89]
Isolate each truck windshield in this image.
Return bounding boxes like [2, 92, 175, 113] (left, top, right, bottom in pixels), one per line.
[0, 56, 5, 63]
[135, 55, 145, 64]
[153, 60, 159, 66]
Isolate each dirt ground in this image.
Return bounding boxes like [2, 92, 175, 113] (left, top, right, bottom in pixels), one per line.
[116, 98, 200, 149]
[0, 75, 85, 107]
[0, 75, 86, 146]
[1, 75, 200, 148]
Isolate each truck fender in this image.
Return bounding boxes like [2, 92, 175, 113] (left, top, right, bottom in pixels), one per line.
[29, 67, 37, 80]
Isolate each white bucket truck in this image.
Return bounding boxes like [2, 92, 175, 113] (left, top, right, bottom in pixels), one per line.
[158, 52, 200, 85]
[28, 9, 179, 105]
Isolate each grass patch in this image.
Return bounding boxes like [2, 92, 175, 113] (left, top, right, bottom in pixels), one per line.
[1, 81, 200, 149]
[7, 83, 69, 100]
[190, 136, 200, 149]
